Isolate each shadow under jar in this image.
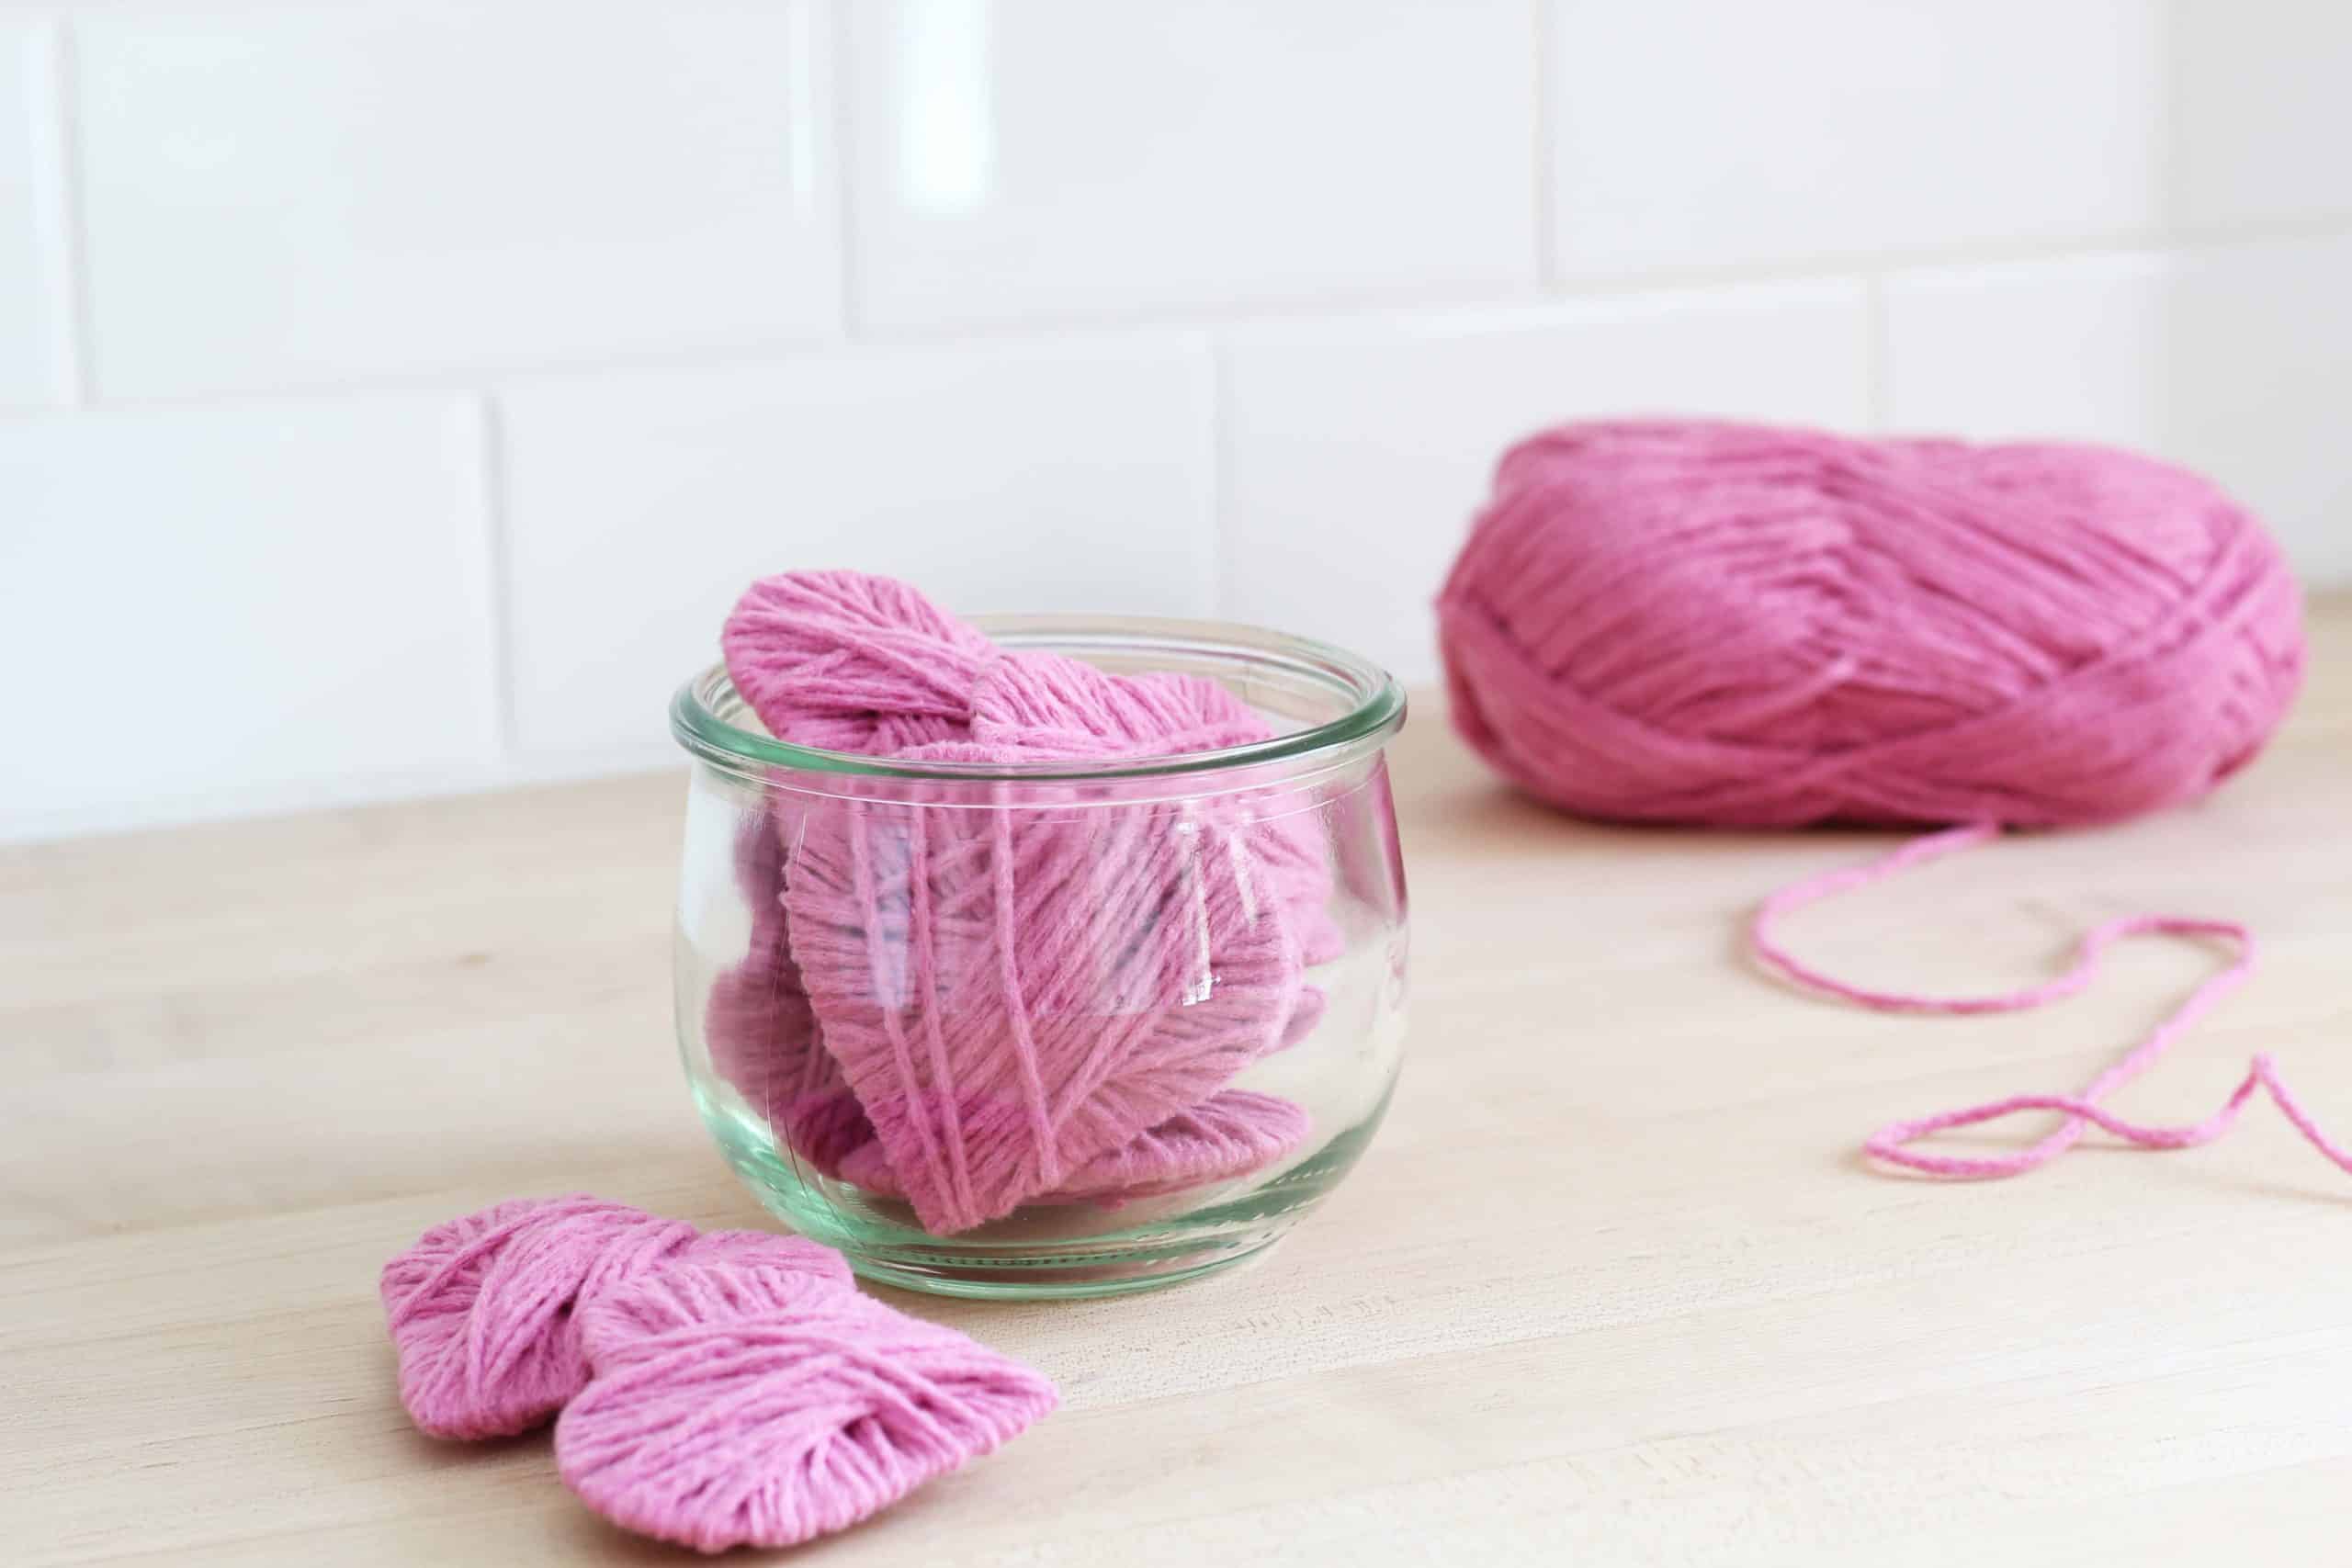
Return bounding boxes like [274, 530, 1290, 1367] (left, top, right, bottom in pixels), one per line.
[670, 615, 1409, 1299]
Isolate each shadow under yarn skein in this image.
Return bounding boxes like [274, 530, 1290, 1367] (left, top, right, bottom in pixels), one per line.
[1437, 418, 2344, 1183]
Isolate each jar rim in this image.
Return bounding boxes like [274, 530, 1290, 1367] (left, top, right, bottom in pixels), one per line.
[671, 613, 1407, 783]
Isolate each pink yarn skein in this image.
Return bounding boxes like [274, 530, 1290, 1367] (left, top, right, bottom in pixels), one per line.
[1438, 419, 2336, 1185]
[717, 570, 1332, 1235]
[1438, 419, 2302, 829]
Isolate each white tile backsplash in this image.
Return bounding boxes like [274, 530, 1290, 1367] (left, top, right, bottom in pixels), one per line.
[3, 0, 2345, 834]
[2165, 1, 2352, 230]
[75, 1, 839, 399]
[847, 0, 1539, 329]
[0, 17, 71, 409]
[499, 339, 1214, 754]
[1545, 0, 2165, 276]
[1884, 234, 2352, 585]
[0, 398, 495, 834]
[1220, 283, 1873, 682]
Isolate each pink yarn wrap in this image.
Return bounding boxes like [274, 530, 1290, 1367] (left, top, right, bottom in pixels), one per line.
[1753, 825, 2352, 1181]
[381, 1197, 1057, 1551]
[714, 570, 1333, 1235]
[557, 1262, 1057, 1552]
[379, 1195, 847, 1439]
[1439, 419, 2302, 829]
[1438, 419, 2334, 1183]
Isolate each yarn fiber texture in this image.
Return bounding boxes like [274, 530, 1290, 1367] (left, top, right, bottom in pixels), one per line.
[716, 570, 1332, 1235]
[1437, 419, 2304, 829]
[1437, 419, 2335, 1186]
[556, 1262, 1059, 1552]
[380, 1194, 848, 1439]
[381, 1198, 1057, 1552]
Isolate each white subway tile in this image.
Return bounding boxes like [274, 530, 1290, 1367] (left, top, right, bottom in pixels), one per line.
[1219, 282, 1872, 682]
[1884, 237, 2352, 587]
[2166, 1, 2352, 229]
[500, 340, 1215, 754]
[75, 2, 838, 398]
[0, 18, 70, 409]
[0, 399, 496, 830]
[848, 0, 1537, 330]
[1544, 0, 2164, 276]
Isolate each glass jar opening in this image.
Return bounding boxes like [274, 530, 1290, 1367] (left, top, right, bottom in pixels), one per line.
[671, 614, 1407, 787]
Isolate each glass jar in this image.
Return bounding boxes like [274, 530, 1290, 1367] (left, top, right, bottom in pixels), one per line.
[670, 615, 1408, 1299]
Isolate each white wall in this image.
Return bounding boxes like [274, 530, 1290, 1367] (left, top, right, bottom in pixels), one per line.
[5, 1, 2348, 840]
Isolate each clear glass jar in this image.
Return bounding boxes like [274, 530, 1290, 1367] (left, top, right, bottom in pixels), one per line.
[670, 615, 1408, 1299]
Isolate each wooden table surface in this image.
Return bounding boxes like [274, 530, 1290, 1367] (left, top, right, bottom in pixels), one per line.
[6, 598, 2349, 1566]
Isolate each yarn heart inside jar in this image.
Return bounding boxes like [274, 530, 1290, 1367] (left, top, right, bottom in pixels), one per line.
[673, 571, 1411, 1294]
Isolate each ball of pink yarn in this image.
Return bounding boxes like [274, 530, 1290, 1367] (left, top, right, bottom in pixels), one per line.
[1437, 420, 2305, 828]
[555, 1262, 1057, 1552]
[379, 1196, 848, 1439]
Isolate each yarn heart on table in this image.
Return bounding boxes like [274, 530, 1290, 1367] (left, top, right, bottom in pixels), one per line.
[555, 1262, 1058, 1553]
[718, 570, 1341, 1234]
[380, 1196, 848, 1439]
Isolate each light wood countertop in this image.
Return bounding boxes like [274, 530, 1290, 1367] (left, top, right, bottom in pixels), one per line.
[6, 597, 2349, 1565]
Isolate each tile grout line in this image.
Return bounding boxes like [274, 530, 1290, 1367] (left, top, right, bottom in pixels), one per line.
[474, 394, 521, 760]
[827, 0, 861, 339]
[28, 13, 94, 405]
[1531, 0, 1556, 288]
[0, 216, 2342, 425]
[1204, 332, 1231, 621]
[1862, 272, 1892, 432]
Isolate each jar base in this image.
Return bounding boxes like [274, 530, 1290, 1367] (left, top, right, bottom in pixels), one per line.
[700, 1089, 1393, 1301]
[842, 1229, 1285, 1300]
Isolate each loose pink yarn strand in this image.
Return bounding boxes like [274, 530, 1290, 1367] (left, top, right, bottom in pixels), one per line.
[1752, 824, 2352, 1179]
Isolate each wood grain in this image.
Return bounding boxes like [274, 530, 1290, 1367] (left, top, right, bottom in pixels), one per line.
[6, 597, 2349, 1565]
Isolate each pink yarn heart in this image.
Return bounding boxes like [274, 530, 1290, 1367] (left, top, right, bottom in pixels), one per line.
[720, 570, 994, 754]
[555, 1262, 1057, 1552]
[723, 570, 1267, 761]
[718, 571, 1341, 1235]
[703, 817, 871, 1178]
[712, 811, 1324, 1201]
[967, 650, 1275, 757]
[836, 1089, 1312, 1205]
[380, 1197, 848, 1439]
[784, 784, 1306, 1233]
